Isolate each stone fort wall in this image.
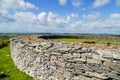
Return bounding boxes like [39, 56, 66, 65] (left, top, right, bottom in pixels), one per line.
[10, 35, 120, 80]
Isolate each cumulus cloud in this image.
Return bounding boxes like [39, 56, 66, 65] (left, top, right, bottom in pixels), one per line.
[66, 13, 78, 22]
[71, 0, 83, 7]
[110, 13, 120, 19]
[83, 12, 101, 20]
[0, 0, 36, 10]
[93, 0, 110, 7]
[82, 13, 120, 34]
[18, 0, 36, 9]
[0, 10, 120, 34]
[58, 0, 67, 5]
[0, 11, 81, 33]
[37, 12, 47, 24]
[47, 12, 66, 27]
[14, 12, 36, 23]
[0, 8, 8, 15]
[0, 0, 38, 33]
[0, 0, 120, 34]
[0, 13, 15, 22]
[0, 0, 119, 34]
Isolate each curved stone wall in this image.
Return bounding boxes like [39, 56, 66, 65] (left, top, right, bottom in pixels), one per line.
[10, 36, 120, 80]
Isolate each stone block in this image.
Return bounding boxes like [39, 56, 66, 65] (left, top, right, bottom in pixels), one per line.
[72, 75, 91, 80]
[56, 67, 64, 74]
[49, 65, 57, 70]
[92, 54, 100, 60]
[50, 52, 61, 56]
[86, 53, 93, 59]
[87, 59, 102, 64]
[53, 71, 65, 80]
[57, 47, 71, 52]
[55, 61, 65, 67]
[73, 58, 86, 63]
[73, 53, 81, 58]
[65, 63, 72, 67]
[51, 55, 57, 61]
[103, 62, 120, 72]
[63, 54, 73, 59]
[35, 57, 41, 62]
[63, 71, 72, 79]
[97, 49, 120, 60]
[81, 53, 87, 60]
[86, 71, 108, 79]
[48, 76, 58, 80]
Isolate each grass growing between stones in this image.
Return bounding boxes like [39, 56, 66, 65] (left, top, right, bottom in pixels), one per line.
[0, 44, 33, 80]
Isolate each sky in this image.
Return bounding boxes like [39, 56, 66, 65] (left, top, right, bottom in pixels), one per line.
[0, 0, 120, 34]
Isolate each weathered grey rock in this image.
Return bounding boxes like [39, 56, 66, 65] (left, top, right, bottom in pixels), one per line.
[81, 53, 87, 59]
[86, 53, 93, 59]
[73, 53, 81, 58]
[97, 49, 120, 60]
[87, 59, 102, 64]
[57, 47, 71, 53]
[10, 36, 120, 80]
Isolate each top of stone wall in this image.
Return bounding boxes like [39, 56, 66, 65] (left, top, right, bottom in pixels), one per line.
[15, 34, 120, 49]
[11, 35, 120, 60]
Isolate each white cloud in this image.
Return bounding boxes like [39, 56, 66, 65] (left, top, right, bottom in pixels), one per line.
[0, 8, 8, 14]
[0, 0, 36, 10]
[58, 0, 67, 5]
[0, 13, 15, 22]
[66, 13, 78, 22]
[18, 0, 36, 9]
[0, 0, 19, 10]
[82, 14, 120, 33]
[110, 13, 120, 19]
[0, 10, 120, 34]
[71, 13, 78, 18]
[83, 12, 101, 20]
[0, 11, 79, 33]
[71, 0, 83, 7]
[93, 0, 110, 7]
[14, 12, 36, 23]
[116, 0, 120, 6]
[38, 12, 47, 24]
[47, 12, 66, 27]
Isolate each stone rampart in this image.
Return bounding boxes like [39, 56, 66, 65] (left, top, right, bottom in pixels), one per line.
[10, 35, 120, 80]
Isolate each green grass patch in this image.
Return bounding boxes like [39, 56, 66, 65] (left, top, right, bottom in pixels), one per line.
[0, 44, 33, 80]
[53, 38, 119, 45]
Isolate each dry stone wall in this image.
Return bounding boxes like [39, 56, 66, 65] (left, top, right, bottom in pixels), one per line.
[10, 36, 120, 80]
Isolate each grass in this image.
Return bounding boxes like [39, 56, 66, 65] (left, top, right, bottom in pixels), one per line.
[0, 34, 20, 40]
[53, 38, 120, 45]
[0, 44, 33, 80]
[0, 34, 33, 80]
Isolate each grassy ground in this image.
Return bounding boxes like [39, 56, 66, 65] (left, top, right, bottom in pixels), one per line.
[54, 38, 120, 45]
[0, 34, 33, 80]
[0, 44, 33, 80]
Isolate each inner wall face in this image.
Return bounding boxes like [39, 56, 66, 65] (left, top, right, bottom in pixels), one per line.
[10, 35, 120, 80]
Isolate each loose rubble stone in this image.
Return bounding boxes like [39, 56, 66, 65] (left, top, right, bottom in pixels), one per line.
[10, 35, 120, 80]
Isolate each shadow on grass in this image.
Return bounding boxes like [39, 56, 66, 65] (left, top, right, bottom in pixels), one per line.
[0, 72, 9, 79]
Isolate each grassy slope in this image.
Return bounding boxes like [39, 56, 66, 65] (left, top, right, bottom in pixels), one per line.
[0, 44, 33, 80]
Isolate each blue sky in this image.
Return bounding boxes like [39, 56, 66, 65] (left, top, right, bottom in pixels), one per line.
[0, 0, 120, 34]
